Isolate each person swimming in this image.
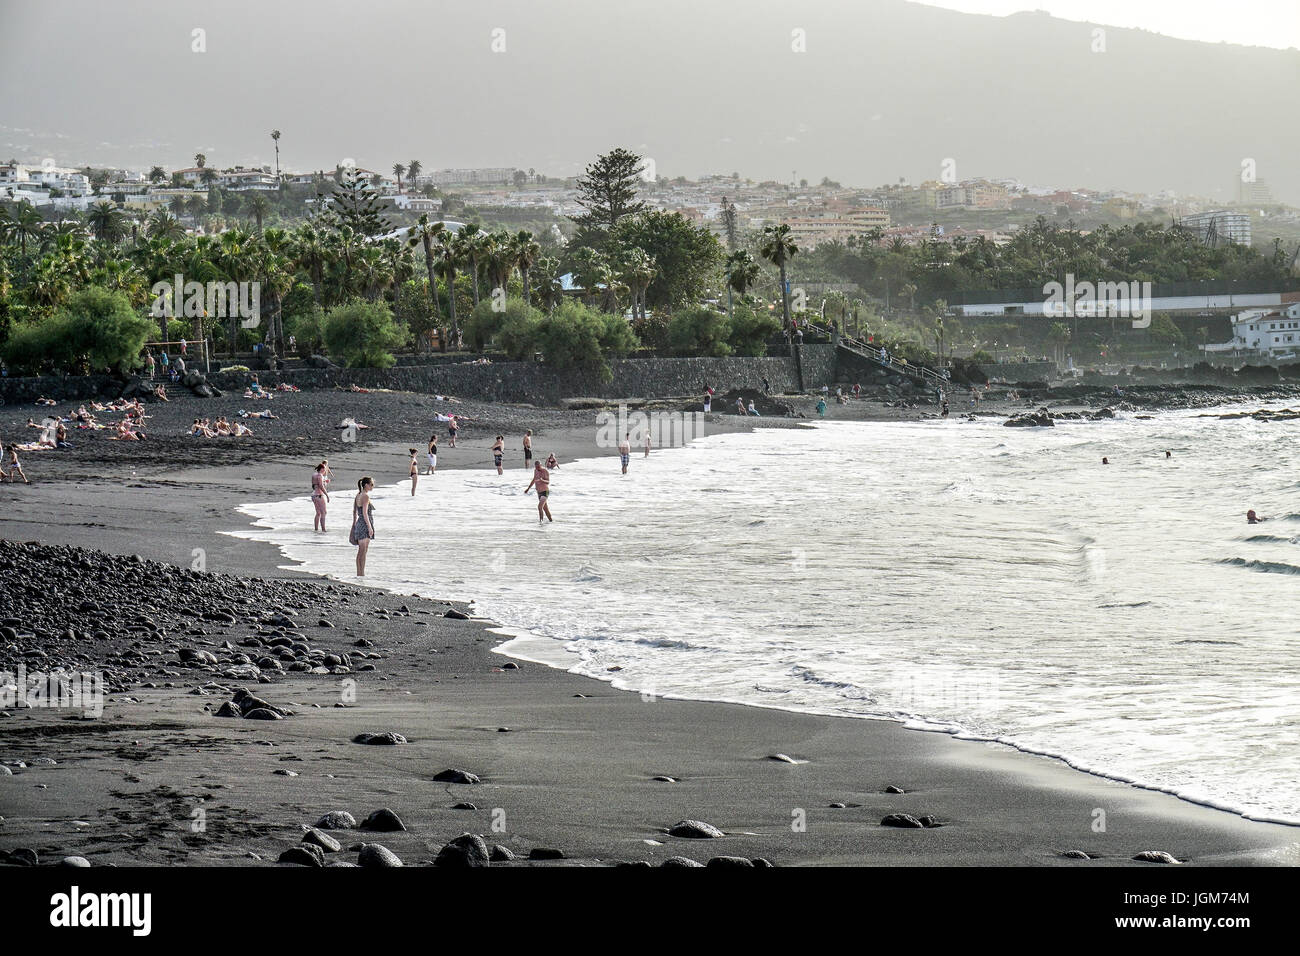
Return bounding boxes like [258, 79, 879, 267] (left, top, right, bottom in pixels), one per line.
[1247, 509, 1264, 524]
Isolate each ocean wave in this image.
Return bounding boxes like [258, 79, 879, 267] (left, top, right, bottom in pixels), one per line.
[1218, 557, 1300, 575]
[1245, 534, 1299, 544]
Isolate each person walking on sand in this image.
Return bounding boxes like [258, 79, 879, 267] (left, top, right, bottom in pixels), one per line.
[3, 445, 30, 484]
[448, 415, 459, 447]
[525, 460, 553, 522]
[704, 388, 712, 413]
[408, 448, 419, 495]
[523, 429, 533, 469]
[350, 477, 376, 575]
[427, 433, 438, 474]
[311, 461, 330, 532]
[619, 432, 631, 474]
[816, 396, 827, 417]
[492, 435, 505, 475]
[643, 431, 652, 458]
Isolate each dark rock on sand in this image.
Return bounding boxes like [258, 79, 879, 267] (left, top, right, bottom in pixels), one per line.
[358, 843, 403, 868]
[302, 828, 342, 853]
[884, 785, 906, 794]
[443, 609, 470, 620]
[489, 845, 515, 862]
[528, 847, 566, 860]
[1, 848, 38, 866]
[451, 802, 477, 810]
[751, 858, 775, 868]
[58, 856, 91, 867]
[243, 708, 283, 720]
[668, 820, 724, 839]
[767, 753, 799, 763]
[278, 845, 325, 867]
[434, 834, 490, 868]
[315, 811, 357, 830]
[706, 856, 755, 868]
[661, 856, 704, 868]
[652, 775, 679, 783]
[881, 813, 925, 829]
[433, 768, 480, 784]
[1061, 850, 1093, 860]
[353, 731, 407, 745]
[1132, 850, 1181, 864]
[360, 808, 406, 832]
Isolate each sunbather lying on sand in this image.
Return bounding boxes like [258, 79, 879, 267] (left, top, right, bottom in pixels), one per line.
[240, 409, 278, 419]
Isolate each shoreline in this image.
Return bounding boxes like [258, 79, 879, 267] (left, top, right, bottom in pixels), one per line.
[2, 391, 1298, 866]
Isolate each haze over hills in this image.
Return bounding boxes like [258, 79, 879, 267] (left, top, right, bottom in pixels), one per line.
[1, 0, 1296, 203]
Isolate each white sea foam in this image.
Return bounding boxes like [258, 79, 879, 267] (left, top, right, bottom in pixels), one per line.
[232, 403, 1300, 823]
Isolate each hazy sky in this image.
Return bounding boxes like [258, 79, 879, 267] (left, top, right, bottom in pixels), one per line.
[919, 0, 1300, 50]
[1, 0, 1296, 202]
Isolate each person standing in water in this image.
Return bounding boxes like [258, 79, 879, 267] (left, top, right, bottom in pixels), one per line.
[408, 448, 419, 495]
[350, 477, 376, 575]
[643, 430, 652, 458]
[618, 432, 631, 474]
[447, 415, 459, 448]
[426, 433, 438, 474]
[311, 462, 330, 532]
[523, 429, 533, 469]
[492, 435, 505, 475]
[525, 459, 552, 522]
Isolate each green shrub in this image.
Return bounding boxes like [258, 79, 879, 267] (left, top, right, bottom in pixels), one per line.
[2, 286, 157, 375]
[464, 298, 544, 354]
[728, 302, 780, 356]
[631, 311, 669, 350]
[285, 305, 325, 357]
[534, 300, 623, 381]
[668, 306, 731, 357]
[322, 300, 403, 368]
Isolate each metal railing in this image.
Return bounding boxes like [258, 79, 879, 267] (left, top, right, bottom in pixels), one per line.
[803, 322, 950, 391]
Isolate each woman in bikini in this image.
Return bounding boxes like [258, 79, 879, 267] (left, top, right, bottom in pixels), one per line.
[311, 462, 330, 532]
[492, 435, 505, 475]
[426, 434, 438, 475]
[408, 448, 419, 495]
[351, 476, 376, 576]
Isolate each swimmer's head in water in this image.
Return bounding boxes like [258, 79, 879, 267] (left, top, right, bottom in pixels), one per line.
[1247, 509, 1259, 522]
[1102, 457, 1109, 464]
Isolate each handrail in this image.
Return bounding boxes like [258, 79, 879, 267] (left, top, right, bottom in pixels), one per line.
[802, 322, 950, 391]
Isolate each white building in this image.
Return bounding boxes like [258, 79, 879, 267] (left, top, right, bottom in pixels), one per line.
[1202, 305, 1300, 359]
[1177, 210, 1251, 246]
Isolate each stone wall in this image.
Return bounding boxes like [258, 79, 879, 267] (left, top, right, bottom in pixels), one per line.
[0, 346, 840, 406]
[207, 347, 838, 403]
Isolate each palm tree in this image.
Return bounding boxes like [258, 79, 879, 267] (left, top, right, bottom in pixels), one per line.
[407, 214, 446, 342]
[620, 247, 656, 320]
[292, 223, 329, 303]
[533, 256, 564, 315]
[270, 130, 281, 179]
[432, 231, 462, 348]
[246, 195, 269, 234]
[758, 224, 798, 330]
[407, 160, 422, 186]
[392, 163, 406, 192]
[194, 153, 206, 168]
[87, 201, 127, 245]
[456, 223, 484, 307]
[148, 166, 166, 183]
[724, 250, 761, 317]
[200, 168, 218, 188]
[146, 210, 186, 241]
[3, 201, 45, 258]
[513, 230, 541, 306]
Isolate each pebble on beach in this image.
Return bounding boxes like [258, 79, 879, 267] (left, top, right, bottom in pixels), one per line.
[359, 808, 407, 832]
[667, 820, 725, 839]
[1132, 850, 1181, 864]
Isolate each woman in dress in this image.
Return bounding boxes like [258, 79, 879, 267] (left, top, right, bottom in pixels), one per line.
[351, 477, 376, 576]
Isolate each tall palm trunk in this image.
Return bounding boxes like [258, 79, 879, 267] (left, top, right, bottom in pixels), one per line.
[522, 267, 531, 307]
[779, 262, 791, 329]
[470, 256, 480, 308]
[446, 267, 459, 349]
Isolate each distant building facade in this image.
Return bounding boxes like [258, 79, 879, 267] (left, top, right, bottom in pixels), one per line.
[1178, 210, 1251, 246]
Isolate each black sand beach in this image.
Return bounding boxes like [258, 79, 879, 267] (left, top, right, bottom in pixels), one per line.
[2, 386, 1298, 867]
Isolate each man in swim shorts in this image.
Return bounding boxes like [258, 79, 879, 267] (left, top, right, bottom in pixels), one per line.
[523, 429, 533, 468]
[525, 459, 552, 522]
[618, 432, 631, 474]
